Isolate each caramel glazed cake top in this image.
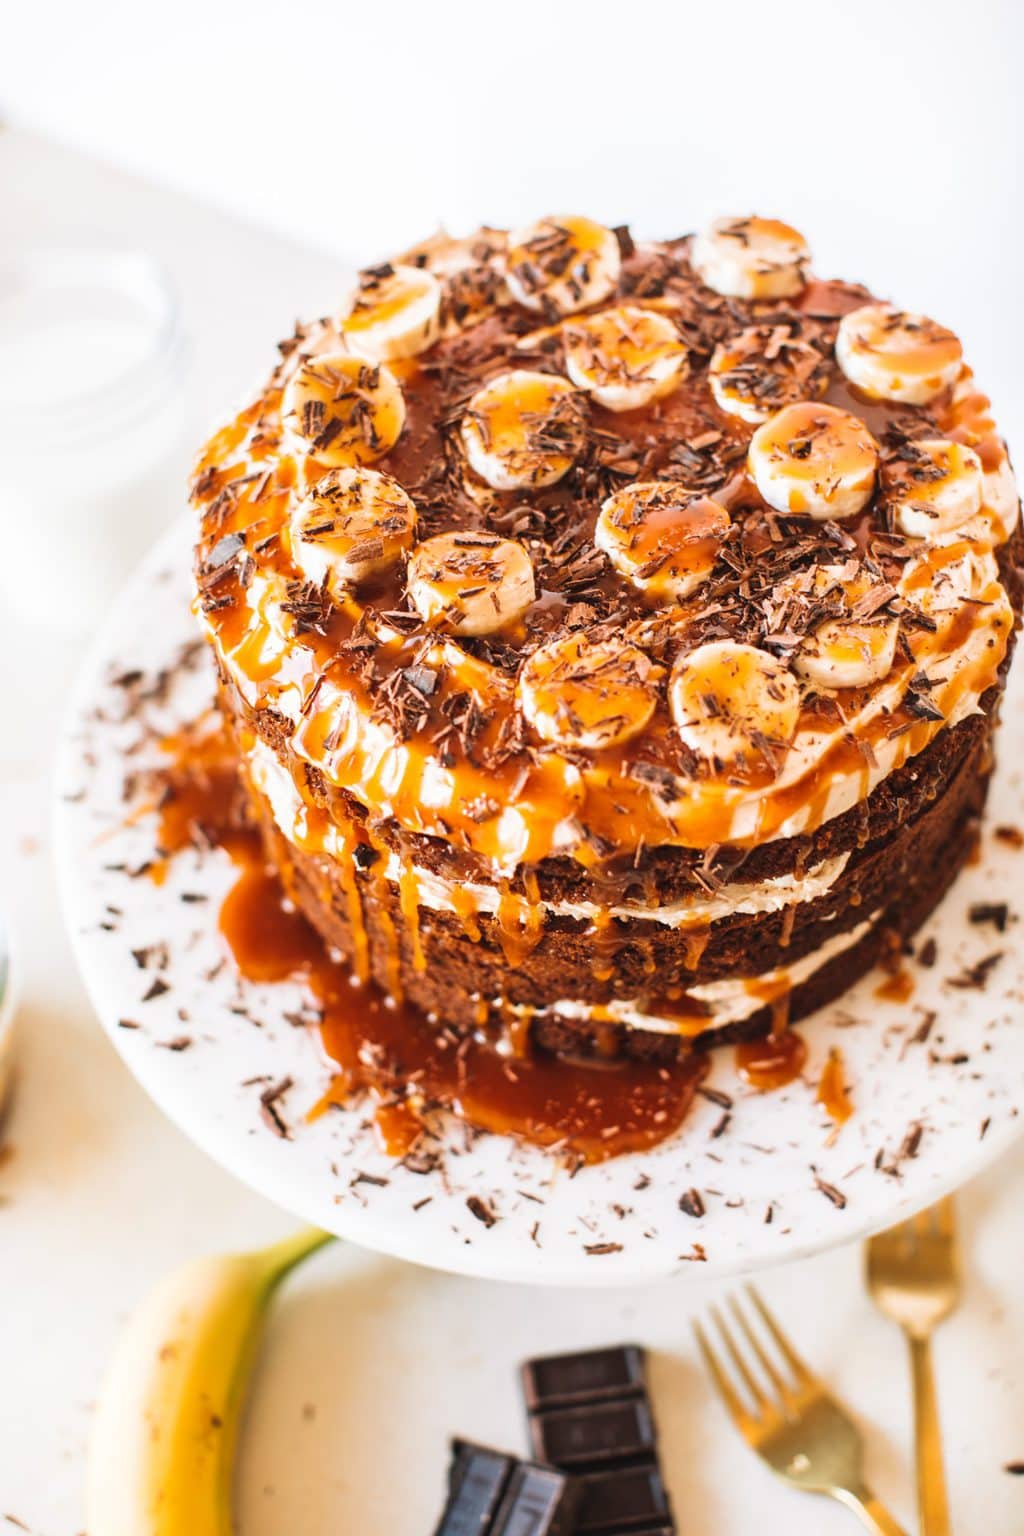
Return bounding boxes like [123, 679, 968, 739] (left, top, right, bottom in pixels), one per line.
[192, 214, 1020, 908]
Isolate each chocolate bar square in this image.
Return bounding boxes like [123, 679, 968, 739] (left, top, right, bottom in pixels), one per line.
[609, 1528, 675, 1535]
[520, 1344, 675, 1532]
[521, 1346, 647, 1412]
[434, 1441, 516, 1535]
[529, 1398, 656, 1470]
[574, 1461, 672, 1532]
[490, 1461, 581, 1536]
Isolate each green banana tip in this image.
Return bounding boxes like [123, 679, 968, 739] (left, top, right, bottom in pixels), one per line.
[259, 1225, 337, 1283]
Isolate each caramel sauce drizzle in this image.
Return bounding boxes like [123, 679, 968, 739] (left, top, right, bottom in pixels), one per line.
[683, 928, 710, 972]
[816, 1047, 854, 1124]
[735, 994, 808, 1091]
[499, 999, 533, 1061]
[875, 968, 915, 1004]
[494, 877, 545, 968]
[736, 1029, 807, 1092]
[450, 885, 483, 944]
[398, 860, 427, 973]
[150, 725, 709, 1162]
[151, 714, 250, 871]
[588, 904, 619, 982]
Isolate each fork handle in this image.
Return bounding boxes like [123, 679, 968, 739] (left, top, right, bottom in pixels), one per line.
[909, 1331, 951, 1535]
[835, 1484, 909, 1536]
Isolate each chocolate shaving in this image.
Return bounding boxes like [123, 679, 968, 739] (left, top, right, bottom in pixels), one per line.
[813, 1172, 847, 1209]
[259, 1078, 293, 1139]
[281, 578, 334, 637]
[947, 952, 1003, 989]
[679, 1188, 706, 1218]
[466, 1195, 498, 1227]
[968, 902, 1009, 932]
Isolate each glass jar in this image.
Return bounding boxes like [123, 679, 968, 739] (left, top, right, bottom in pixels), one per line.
[0, 249, 189, 630]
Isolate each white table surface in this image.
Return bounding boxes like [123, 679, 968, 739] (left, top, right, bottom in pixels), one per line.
[2, 127, 1023, 1535]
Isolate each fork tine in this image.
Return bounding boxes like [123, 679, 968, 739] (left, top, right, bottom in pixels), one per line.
[866, 1218, 901, 1252]
[935, 1194, 956, 1238]
[745, 1284, 814, 1386]
[710, 1304, 771, 1414]
[692, 1319, 751, 1428]
[885, 1211, 914, 1241]
[729, 1293, 790, 1401]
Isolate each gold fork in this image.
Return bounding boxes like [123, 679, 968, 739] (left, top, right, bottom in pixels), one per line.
[694, 1285, 907, 1534]
[866, 1196, 960, 1535]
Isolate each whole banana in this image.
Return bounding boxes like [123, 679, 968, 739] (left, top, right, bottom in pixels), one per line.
[87, 1226, 333, 1534]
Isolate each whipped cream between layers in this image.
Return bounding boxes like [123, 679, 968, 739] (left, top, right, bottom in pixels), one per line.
[507, 915, 878, 1037]
[244, 735, 850, 929]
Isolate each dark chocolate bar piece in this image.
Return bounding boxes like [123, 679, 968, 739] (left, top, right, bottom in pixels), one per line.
[434, 1441, 516, 1535]
[520, 1344, 676, 1533]
[574, 1461, 672, 1532]
[610, 1528, 674, 1535]
[529, 1398, 656, 1470]
[521, 1346, 647, 1412]
[490, 1461, 581, 1536]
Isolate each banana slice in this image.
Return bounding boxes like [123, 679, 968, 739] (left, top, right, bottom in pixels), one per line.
[835, 304, 962, 404]
[505, 216, 621, 316]
[881, 438, 984, 538]
[709, 322, 829, 424]
[519, 631, 660, 750]
[407, 531, 535, 635]
[596, 482, 730, 599]
[749, 402, 878, 520]
[795, 614, 899, 690]
[443, 263, 509, 330]
[670, 641, 800, 765]
[460, 369, 587, 491]
[289, 467, 417, 596]
[777, 563, 900, 690]
[340, 262, 442, 361]
[400, 227, 508, 279]
[690, 217, 810, 300]
[563, 305, 688, 412]
[281, 353, 405, 467]
[899, 538, 988, 629]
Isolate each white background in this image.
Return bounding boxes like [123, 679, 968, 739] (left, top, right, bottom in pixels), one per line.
[2, 0, 1022, 391]
[3, 0, 1022, 421]
[3, 3, 1024, 1530]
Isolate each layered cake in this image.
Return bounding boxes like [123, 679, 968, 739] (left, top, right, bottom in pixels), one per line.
[191, 214, 1021, 1079]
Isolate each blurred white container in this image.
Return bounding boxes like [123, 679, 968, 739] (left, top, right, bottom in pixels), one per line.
[0, 249, 189, 630]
